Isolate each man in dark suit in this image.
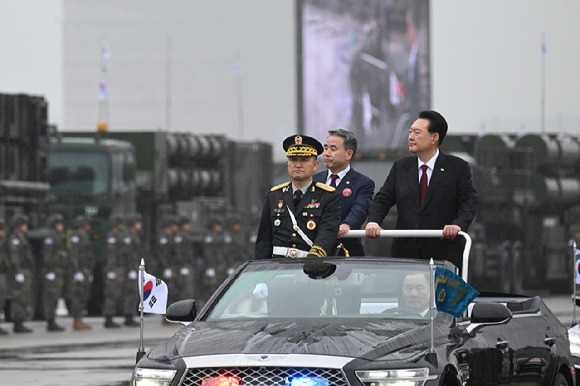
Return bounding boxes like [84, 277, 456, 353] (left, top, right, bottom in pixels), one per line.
[313, 129, 375, 256]
[256, 135, 341, 259]
[365, 110, 478, 270]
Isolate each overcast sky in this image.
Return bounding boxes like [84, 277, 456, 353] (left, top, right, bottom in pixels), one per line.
[1, 1, 579, 135]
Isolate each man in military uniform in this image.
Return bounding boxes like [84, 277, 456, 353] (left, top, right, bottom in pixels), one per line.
[224, 213, 244, 275]
[102, 214, 127, 328]
[0, 219, 8, 335]
[42, 214, 68, 332]
[173, 215, 196, 301]
[68, 215, 94, 330]
[124, 213, 143, 327]
[6, 214, 34, 333]
[201, 217, 228, 302]
[255, 135, 341, 259]
[156, 216, 178, 306]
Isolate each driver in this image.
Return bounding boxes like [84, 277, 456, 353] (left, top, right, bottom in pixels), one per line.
[401, 273, 430, 317]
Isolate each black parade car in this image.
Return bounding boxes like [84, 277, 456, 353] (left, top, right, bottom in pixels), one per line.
[131, 232, 575, 386]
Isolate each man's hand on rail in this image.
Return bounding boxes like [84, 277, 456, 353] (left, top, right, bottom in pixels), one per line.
[442, 225, 461, 239]
[365, 223, 383, 239]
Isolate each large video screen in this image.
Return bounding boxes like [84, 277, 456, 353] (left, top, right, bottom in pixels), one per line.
[301, 0, 430, 152]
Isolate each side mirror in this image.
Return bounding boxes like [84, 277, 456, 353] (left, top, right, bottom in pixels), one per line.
[466, 302, 512, 336]
[165, 299, 197, 323]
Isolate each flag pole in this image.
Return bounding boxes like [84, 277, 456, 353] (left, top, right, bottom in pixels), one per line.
[136, 258, 146, 363]
[429, 258, 435, 354]
[572, 241, 577, 327]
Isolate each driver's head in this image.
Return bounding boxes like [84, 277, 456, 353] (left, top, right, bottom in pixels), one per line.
[402, 273, 430, 313]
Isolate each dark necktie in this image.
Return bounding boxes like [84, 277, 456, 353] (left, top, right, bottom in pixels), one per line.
[419, 164, 428, 207]
[329, 174, 339, 188]
[293, 189, 303, 208]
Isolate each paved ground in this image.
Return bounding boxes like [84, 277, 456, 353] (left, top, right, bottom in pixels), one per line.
[0, 314, 181, 353]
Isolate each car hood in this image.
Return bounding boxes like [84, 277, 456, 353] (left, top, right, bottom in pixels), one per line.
[147, 318, 453, 362]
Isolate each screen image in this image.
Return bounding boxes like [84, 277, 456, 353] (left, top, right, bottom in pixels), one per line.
[301, 0, 431, 151]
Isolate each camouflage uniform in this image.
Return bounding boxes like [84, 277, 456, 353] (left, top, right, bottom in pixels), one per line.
[42, 214, 68, 332]
[123, 213, 143, 327]
[201, 218, 229, 302]
[68, 215, 94, 330]
[156, 216, 178, 307]
[0, 220, 8, 335]
[173, 216, 195, 302]
[6, 214, 34, 333]
[224, 214, 246, 275]
[102, 215, 127, 328]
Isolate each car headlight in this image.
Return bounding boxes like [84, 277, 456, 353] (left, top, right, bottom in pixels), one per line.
[132, 367, 177, 386]
[569, 327, 580, 357]
[355, 368, 437, 386]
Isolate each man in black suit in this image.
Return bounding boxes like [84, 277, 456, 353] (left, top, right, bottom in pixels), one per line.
[313, 129, 375, 256]
[365, 110, 478, 270]
[256, 135, 341, 259]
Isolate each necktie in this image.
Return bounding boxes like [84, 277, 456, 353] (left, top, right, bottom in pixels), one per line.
[419, 164, 428, 207]
[293, 189, 303, 208]
[329, 174, 339, 188]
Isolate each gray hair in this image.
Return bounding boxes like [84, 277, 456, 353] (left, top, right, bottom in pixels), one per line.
[327, 129, 358, 156]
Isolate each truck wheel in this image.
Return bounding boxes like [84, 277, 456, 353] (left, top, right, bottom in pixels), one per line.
[553, 372, 568, 386]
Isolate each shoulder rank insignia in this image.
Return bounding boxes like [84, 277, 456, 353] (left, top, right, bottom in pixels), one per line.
[315, 182, 335, 192]
[271, 181, 291, 191]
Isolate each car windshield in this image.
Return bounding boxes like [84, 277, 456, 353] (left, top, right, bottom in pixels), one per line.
[206, 259, 441, 321]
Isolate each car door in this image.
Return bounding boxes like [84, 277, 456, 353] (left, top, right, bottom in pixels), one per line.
[462, 323, 515, 385]
[508, 313, 557, 384]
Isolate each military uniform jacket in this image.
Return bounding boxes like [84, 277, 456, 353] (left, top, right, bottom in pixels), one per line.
[7, 232, 34, 274]
[43, 231, 68, 273]
[255, 181, 341, 259]
[69, 231, 94, 275]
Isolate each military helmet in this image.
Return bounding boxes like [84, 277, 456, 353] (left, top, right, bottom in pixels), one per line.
[73, 215, 91, 229]
[178, 215, 190, 226]
[9, 213, 29, 229]
[109, 214, 125, 228]
[161, 215, 178, 229]
[46, 213, 65, 229]
[127, 213, 143, 227]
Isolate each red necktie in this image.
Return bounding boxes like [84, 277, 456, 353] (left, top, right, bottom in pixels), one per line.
[329, 174, 339, 188]
[419, 164, 428, 207]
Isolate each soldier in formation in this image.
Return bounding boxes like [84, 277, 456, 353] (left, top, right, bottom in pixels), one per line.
[6, 214, 35, 333]
[123, 213, 142, 327]
[68, 215, 94, 330]
[0, 219, 7, 335]
[156, 216, 179, 306]
[102, 214, 127, 328]
[224, 213, 246, 275]
[201, 217, 229, 302]
[173, 216, 195, 302]
[42, 214, 68, 332]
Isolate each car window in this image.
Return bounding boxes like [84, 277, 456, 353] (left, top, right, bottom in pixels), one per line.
[206, 261, 436, 320]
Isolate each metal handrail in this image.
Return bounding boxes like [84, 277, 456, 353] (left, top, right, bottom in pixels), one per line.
[341, 229, 472, 283]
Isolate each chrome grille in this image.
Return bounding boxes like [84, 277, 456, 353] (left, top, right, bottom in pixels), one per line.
[181, 367, 347, 386]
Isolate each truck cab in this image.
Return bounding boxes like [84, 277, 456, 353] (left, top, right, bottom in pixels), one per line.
[49, 136, 137, 224]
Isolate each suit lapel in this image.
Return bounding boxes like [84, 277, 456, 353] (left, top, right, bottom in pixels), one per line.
[282, 185, 295, 211]
[405, 158, 421, 209]
[339, 168, 357, 190]
[313, 171, 326, 184]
